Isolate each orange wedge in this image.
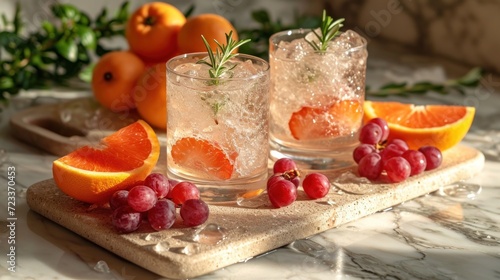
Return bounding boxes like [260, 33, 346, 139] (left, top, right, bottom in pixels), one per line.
[171, 137, 236, 180]
[363, 101, 475, 150]
[52, 120, 160, 204]
[288, 99, 362, 140]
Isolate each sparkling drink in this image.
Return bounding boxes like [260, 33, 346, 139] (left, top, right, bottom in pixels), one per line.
[269, 29, 368, 170]
[166, 53, 270, 202]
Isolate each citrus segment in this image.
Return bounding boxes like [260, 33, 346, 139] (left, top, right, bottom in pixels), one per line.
[171, 137, 236, 180]
[52, 120, 160, 204]
[363, 101, 475, 150]
[288, 99, 362, 140]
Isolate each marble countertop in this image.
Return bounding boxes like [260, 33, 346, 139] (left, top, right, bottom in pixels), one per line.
[1, 45, 500, 279]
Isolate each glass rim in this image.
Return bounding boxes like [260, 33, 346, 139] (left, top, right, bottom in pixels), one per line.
[269, 28, 367, 53]
[167, 52, 270, 81]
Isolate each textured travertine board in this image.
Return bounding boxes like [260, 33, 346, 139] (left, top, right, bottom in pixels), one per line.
[26, 145, 484, 279]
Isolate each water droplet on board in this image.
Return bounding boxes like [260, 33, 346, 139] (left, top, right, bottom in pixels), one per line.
[152, 241, 170, 253]
[191, 223, 226, 245]
[326, 198, 336, 206]
[288, 239, 327, 257]
[237, 191, 269, 208]
[142, 233, 163, 242]
[93, 260, 110, 273]
[170, 243, 200, 255]
[437, 182, 482, 200]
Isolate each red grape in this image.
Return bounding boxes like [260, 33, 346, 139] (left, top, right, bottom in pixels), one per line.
[302, 173, 330, 199]
[109, 190, 129, 210]
[169, 181, 200, 206]
[180, 199, 209, 227]
[402, 150, 426, 176]
[387, 139, 409, 152]
[418, 146, 442, 170]
[267, 179, 297, 208]
[112, 205, 141, 233]
[144, 173, 171, 198]
[384, 156, 411, 183]
[368, 118, 390, 142]
[380, 144, 404, 165]
[353, 144, 377, 163]
[148, 199, 176, 231]
[127, 185, 157, 212]
[273, 158, 297, 174]
[359, 123, 382, 145]
[358, 152, 383, 180]
[267, 174, 286, 190]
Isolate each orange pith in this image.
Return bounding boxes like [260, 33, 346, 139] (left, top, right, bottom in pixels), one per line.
[52, 120, 160, 204]
[288, 99, 362, 140]
[363, 101, 475, 150]
[171, 137, 236, 180]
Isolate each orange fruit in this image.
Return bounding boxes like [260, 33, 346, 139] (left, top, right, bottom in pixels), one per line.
[170, 137, 237, 180]
[288, 100, 362, 140]
[133, 63, 167, 129]
[177, 13, 238, 54]
[52, 120, 160, 204]
[126, 2, 186, 63]
[363, 101, 475, 150]
[91, 51, 146, 112]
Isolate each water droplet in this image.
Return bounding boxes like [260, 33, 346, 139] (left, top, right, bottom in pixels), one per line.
[288, 239, 327, 258]
[236, 191, 269, 208]
[191, 223, 226, 245]
[142, 233, 163, 242]
[169, 243, 200, 255]
[326, 198, 336, 206]
[93, 260, 110, 273]
[437, 182, 482, 200]
[151, 241, 170, 253]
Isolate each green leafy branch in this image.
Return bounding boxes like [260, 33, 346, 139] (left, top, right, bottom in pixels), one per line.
[305, 10, 344, 52]
[366, 67, 483, 97]
[0, 1, 130, 101]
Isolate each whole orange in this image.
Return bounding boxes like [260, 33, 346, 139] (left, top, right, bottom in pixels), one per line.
[133, 63, 167, 130]
[126, 2, 186, 63]
[177, 13, 238, 54]
[91, 51, 145, 112]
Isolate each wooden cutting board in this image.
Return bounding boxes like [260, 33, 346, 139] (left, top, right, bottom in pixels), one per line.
[26, 145, 484, 279]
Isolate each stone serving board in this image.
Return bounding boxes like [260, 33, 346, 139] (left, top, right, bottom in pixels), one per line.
[26, 145, 484, 279]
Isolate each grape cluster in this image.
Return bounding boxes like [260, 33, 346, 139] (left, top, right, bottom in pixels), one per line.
[110, 173, 209, 233]
[354, 118, 443, 183]
[266, 158, 331, 208]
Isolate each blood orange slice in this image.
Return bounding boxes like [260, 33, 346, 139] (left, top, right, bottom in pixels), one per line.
[171, 137, 236, 180]
[288, 99, 362, 140]
[363, 101, 475, 150]
[52, 120, 160, 204]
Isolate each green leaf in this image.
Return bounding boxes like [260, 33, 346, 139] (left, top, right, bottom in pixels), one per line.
[76, 26, 96, 50]
[52, 4, 81, 21]
[252, 10, 271, 24]
[0, 76, 14, 89]
[380, 82, 407, 90]
[79, 63, 95, 83]
[455, 67, 483, 87]
[183, 4, 195, 18]
[96, 8, 108, 25]
[55, 38, 78, 62]
[115, 1, 130, 21]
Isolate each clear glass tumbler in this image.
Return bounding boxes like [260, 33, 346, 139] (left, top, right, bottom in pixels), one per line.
[269, 29, 368, 171]
[166, 53, 270, 202]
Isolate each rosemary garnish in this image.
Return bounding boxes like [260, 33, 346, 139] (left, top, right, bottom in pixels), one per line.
[305, 10, 345, 53]
[196, 31, 251, 85]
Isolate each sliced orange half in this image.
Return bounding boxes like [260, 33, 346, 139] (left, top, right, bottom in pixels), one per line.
[52, 120, 160, 204]
[363, 101, 475, 150]
[288, 99, 362, 140]
[171, 137, 236, 180]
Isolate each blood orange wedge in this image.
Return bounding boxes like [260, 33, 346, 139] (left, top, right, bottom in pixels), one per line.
[52, 120, 160, 204]
[171, 137, 236, 180]
[288, 99, 362, 140]
[363, 101, 475, 150]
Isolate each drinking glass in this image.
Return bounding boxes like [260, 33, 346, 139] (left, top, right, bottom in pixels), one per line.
[166, 53, 270, 202]
[268, 29, 368, 170]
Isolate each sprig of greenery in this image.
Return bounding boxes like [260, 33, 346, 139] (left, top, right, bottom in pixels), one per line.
[366, 67, 483, 97]
[196, 31, 250, 84]
[0, 1, 129, 102]
[305, 10, 345, 52]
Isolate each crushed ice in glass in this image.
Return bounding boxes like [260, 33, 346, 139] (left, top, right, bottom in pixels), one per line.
[437, 182, 482, 200]
[93, 260, 110, 273]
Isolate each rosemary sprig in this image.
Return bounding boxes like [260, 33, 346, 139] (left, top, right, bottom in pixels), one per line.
[305, 10, 345, 52]
[196, 31, 251, 84]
